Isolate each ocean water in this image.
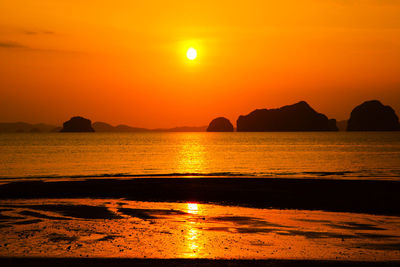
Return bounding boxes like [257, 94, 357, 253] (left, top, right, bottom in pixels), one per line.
[0, 132, 399, 181]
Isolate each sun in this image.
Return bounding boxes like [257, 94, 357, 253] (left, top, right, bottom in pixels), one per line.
[186, 47, 197, 60]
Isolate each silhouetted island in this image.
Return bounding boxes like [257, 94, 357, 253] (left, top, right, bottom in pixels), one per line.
[92, 121, 207, 132]
[237, 101, 338, 131]
[347, 100, 400, 131]
[60, 116, 95, 132]
[207, 117, 234, 132]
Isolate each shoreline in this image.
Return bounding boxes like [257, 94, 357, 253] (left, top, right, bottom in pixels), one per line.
[1, 177, 399, 216]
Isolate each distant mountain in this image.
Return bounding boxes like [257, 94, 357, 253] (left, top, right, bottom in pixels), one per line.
[336, 120, 348, 131]
[153, 126, 207, 132]
[92, 122, 149, 132]
[0, 122, 59, 133]
[115, 124, 150, 132]
[0, 121, 207, 133]
[237, 101, 338, 132]
[92, 122, 115, 132]
[93, 121, 206, 132]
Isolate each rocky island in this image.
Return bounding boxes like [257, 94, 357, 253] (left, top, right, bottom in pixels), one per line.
[60, 116, 95, 132]
[236, 101, 338, 132]
[207, 117, 234, 132]
[347, 100, 400, 131]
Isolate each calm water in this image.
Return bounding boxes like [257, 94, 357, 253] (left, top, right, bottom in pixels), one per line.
[0, 132, 400, 181]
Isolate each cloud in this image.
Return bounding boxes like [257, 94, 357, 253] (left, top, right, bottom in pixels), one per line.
[23, 30, 55, 35]
[0, 40, 83, 55]
[0, 41, 26, 48]
[23, 31, 37, 35]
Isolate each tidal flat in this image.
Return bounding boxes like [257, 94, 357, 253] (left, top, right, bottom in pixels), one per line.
[1, 198, 400, 261]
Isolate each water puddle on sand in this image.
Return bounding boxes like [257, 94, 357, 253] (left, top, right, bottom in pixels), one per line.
[0, 199, 400, 260]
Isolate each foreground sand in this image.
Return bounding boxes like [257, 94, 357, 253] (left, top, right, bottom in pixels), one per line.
[1, 177, 400, 265]
[1, 199, 400, 261]
[0, 258, 399, 266]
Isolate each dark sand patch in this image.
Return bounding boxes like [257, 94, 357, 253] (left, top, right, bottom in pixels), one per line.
[277, 230, 355, 239]
[295, 218, 333, 223]
[15, 229, 41, 239]
[327, 222, 386, 231]
[118, 208, 187, 220]
[12, 219, 42, 225]
[355, 243, 400, 251]
[235, 227, 278, 234]
[250, 240, 272, 246]
[356, 233, 399, 239]
[303, 171, 355, 177]
[201, 227, 232, 232]
[211, 216, 286, 228]
[19, 210, 70, 220]
[5, 204, 121, 220]
[96, 235, 121, 242]
[48, 233, 78, 243]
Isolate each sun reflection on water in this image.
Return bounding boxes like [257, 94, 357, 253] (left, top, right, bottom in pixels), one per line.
[176, 135, 206, 174]
[175, 134, 207, 257]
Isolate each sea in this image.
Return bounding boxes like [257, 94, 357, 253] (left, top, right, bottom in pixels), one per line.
[1, 132, 400, 182]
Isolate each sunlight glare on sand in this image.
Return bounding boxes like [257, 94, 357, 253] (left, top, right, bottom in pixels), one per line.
[187, 203, 199, 214]
[184, 225, 201, 258]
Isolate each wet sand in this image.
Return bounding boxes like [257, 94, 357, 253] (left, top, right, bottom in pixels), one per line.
[1, 199, 400, 261]
[0, 177, 399, 215]
[1, 177, 400, 265]
[0, 258, 399, 266]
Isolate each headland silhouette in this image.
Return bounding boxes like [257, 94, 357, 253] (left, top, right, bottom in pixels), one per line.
[1, 100, 399, 133]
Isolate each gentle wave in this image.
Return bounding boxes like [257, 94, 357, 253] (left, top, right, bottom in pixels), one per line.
[0, 172, 252, 180]
[1, 170, 399, 181]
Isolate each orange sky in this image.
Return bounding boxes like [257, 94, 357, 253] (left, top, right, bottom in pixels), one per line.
[1, 0, 400, 128]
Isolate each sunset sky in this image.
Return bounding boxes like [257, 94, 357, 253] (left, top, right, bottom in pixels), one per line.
[1, 0, 400, 128]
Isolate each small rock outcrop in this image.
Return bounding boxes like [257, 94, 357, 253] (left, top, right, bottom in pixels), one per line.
[60, 116, 95, 132]
[207, 117, 234, 132]
[347, 100, 400, 131]
[237, 101, 338, 132]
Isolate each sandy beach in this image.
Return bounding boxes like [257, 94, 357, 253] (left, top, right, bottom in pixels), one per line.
[1, 177, 400, 266]
[0, 258, 399, 266]
[1, 198, 400, 263]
